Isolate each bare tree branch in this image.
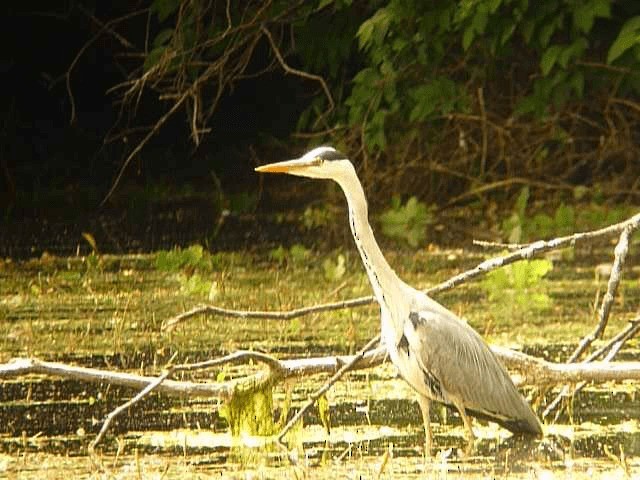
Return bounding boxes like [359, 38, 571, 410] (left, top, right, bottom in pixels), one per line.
[261, 25, 334, 116]
[164, 212, 640, 330]
[541, 224, 637, 419]
[66, 8, 147, 124]
[568, 225, 633, 362]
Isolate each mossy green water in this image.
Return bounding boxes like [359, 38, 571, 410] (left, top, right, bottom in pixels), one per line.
[1, 245, 639, 478]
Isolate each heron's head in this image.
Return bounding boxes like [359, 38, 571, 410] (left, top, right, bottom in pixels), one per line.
[255, 146, 354, 181]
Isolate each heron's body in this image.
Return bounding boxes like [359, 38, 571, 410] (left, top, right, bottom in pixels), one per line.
[256, 146, 542, 451]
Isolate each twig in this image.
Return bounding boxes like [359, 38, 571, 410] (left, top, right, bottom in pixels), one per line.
[567, 225, 633, 362]
[444, 177, 572, 207]
[100, 90, 191, 206]
[587, 318, 640, 362]
[473, 240, 528, 250]
[172, 350, 285, 373]
[541, 225, 635, 420]
[541, 319, 640, 420]
[66, 8, 147, 124]
[478, 87, 488, 177]
[276, 335, 381, 444]
[89, 370, 171, 451]
[260, 25, 334, 115]
[162, 298, 375, 331]
[432, 212, 640, 295]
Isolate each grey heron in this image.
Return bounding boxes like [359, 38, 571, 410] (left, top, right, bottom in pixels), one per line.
[256, 146, 543, 452]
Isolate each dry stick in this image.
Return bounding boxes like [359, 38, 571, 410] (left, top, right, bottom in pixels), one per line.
[542, 226, 634, 420]
[473, 240, 529, 250]
[587, 318, 640, 362]
[276, 335, 381, 444]
[163, 212, 640, 331]
[477, 87, 488, 177]
[162, 298, 374, 331]
[90, 370, 171, 452]
[568, 225, 633, 362]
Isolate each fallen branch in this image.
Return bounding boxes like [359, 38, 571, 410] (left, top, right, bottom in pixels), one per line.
[541, 222, 638, 419]
[568, 225, 632, 362]
[163, 212, 640, 331]
[3, 346, 640, 399]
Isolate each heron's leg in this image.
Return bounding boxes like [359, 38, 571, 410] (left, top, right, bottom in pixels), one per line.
[449, 395, 476, 454]
[416, 395, 433, 456]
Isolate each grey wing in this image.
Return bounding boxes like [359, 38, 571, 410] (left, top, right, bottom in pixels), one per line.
[403, 309, 542, 436]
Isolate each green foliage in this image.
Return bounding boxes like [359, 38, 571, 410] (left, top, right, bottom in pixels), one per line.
[322, 253, 346, 281]
[178, 273, 215, 299]
[317, 394, 331, 435]
[607, 16, 640, 64]
[132, 0, 640, 199]
[269, 244, 311, 264]
[501, 187, 638, 243]
[379, 196, 433, 247]
[301, 206, 336, 231]
[154, 245, 217, 299]
[502, 187, 577, 242]
[154, 245, 212, 272]
[340, 0, 640, 149]
[482, 258, 554, 316]
[219, 383, 276, 436]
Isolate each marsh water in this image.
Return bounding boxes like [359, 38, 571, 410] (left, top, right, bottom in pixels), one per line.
[1, 239, 640, 478]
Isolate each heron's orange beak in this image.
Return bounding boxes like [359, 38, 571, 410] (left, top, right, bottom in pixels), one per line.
[255, 158, 318, 174]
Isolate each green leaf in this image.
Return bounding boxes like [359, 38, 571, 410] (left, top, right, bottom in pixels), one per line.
[607, 16, 640, 64]
[323, 254, 346, 281]
[541, 45, 562, 75]
[153, 28, 174, 48]
[366, 109, 387, 150]
[357, 8, 391, 50]
[317, 394, 331, 435]
[462, 27, 475, 51]
[379, 196, 433, 247]
[144, 46, 166, 72]
[289, 244, 311, 263]
[559, 37, 588, 68]
[569, 70, 585, 98]
[151, 0, 180, 22]
[573, 0, 610, 33]
[514, 186, 530, 219]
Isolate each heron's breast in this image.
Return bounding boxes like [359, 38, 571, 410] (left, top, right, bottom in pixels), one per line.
[390, 332, 446, 403]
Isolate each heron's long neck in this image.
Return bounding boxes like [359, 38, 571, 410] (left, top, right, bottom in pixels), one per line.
[339, 177, 406, 322]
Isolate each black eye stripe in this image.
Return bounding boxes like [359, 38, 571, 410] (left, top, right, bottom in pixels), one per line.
[317, 149, 347, 161]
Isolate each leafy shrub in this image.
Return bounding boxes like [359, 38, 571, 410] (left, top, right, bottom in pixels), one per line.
[482, 258, 554, 317]
[379, 196, 434, 247]
[154, 244, 212, 272]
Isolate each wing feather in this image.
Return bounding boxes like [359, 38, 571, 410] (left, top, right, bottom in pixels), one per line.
[403, 308, 541, 435]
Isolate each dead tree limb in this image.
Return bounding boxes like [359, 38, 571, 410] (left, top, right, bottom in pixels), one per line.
[568, 225, 632, 362]
[163, 212, 640, 331]
[542, 223, 638, 419]
[3, 347, 640, 399]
